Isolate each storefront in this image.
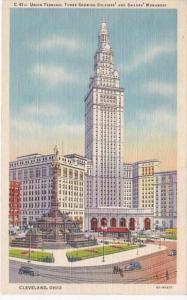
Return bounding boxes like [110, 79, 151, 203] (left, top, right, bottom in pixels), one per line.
[96, 227, 130, 239]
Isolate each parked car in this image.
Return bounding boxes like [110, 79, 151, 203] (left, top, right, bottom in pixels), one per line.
[168, 249, 176, 256]
[124, 261, 142, 271]
[104, 241, 109, 244]
[99, 240, 109, 244]
[18, 266, 39, 276]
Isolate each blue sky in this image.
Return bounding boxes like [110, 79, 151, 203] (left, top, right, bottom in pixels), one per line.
[10, 8, 177, 170]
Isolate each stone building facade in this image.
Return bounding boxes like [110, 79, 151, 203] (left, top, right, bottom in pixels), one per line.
[9, 150, 86, 229]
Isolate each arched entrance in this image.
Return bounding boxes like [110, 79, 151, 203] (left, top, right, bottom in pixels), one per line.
[144, 218, 151, 230]
[129, 218, 135, 231]
[101, 218, 107, 227]
[119, 218, 126, 227]
[91, 218, 97, 231]
[110, 218, 116, 227]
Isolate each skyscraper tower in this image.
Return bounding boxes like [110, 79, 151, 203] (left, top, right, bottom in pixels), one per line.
[85, 20, 124, 211]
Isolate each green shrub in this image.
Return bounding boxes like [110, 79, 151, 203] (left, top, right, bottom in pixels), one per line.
[9, 248, 54, 263]
[165, 228, 177, 235]
[66, 244, 139, 262]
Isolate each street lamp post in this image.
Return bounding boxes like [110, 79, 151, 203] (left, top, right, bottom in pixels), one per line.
[102, 227, 105, 262]
[136, 223, 139, 255]
[28, 228, 31, 263]
[101, 225, 107, 262]
[42, 231, 44, 253]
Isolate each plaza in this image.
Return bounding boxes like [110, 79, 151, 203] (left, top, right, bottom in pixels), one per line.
[9, 242, 166, 267]
[9, 239, 176, 284]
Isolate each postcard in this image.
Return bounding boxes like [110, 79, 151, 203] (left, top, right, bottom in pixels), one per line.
[1, 0, 187, 294]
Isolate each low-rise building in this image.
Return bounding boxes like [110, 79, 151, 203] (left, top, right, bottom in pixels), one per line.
[9, 152, 177, 232]
[131, 160, 160, 209]
[9, 150, 87, 229]
[154, 171, 177, 230]
[123, 163, 133, 208]
[9, 181, 21, 227]
[85, 160, 177, 232]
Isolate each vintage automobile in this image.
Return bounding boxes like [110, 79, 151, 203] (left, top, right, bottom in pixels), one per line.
[124, 261, 142, 271]
[168, 249, 177, 256]
[18, 266, 39, 276]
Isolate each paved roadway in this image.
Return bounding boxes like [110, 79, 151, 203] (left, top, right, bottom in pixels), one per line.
[9, 241, 176, 284]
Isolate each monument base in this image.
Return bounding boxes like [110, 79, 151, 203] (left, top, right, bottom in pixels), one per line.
[68, 239, 98, 248]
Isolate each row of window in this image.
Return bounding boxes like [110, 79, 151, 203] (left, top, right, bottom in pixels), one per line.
[59, 191, 83, 196]
[22, 211, 47, 215]
[22, 197, 52, 202]
[10, 167, 85, 181]
[10, 167, 52, 180]
[61, 203, 83, 208]
[21, 210, 84, 216]
[9, 155, 54, 167]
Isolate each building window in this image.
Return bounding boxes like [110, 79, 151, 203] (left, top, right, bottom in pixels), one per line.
[49, 166, 53, 176]
[63, 168, 67, 177]
[69, 169, 73, 178]
[29, 168, 34, 178]
[36, 168, 41, 178]
[80, 172, 83, 181]
[24, 170, 28, 179]
[42, 167, 46, 177]
[18, 170, 22, 180]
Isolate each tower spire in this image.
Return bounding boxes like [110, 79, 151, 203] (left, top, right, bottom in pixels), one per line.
[98, 18, 110, 50]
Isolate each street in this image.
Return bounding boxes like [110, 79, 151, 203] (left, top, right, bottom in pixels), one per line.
[9, 241, 176, 284]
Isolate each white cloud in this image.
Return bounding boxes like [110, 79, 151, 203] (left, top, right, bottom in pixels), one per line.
[32, 35, 79, 51]
[23, 103, 62, 118]
[137, 108, 176, 128]
[10, 118, 84, 138]
[32, 64, 75, 85]
[10, 119, 41, 131]
[143, 81, 176, 98]
[56, 123, 84, 137]
[121, 43, 176, 73]
[10, 118, 84, 159]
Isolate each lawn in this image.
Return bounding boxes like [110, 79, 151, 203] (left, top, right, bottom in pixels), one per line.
[161, 235, 177, 240]
[66, 243, 142, 262]
[9, 248, 54, 262]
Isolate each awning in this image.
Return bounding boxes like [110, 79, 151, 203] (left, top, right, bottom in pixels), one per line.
[96, 227, 129, 233]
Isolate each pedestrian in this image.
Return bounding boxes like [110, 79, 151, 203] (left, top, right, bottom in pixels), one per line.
[120, 269, 124, 277]
[166, 270, 169, 280]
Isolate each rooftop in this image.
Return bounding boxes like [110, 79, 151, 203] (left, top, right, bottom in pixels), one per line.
[17, 153, 41, 159]
[64, 153, 87, 161]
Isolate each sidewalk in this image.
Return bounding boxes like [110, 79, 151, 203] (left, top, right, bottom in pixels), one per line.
[10, 244, 166, 268]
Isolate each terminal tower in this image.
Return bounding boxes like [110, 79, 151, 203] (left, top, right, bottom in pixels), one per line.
[85, 20, 124, 221]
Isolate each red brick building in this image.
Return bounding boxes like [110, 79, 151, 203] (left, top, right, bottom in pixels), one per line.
[9, 181, 21, 227]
